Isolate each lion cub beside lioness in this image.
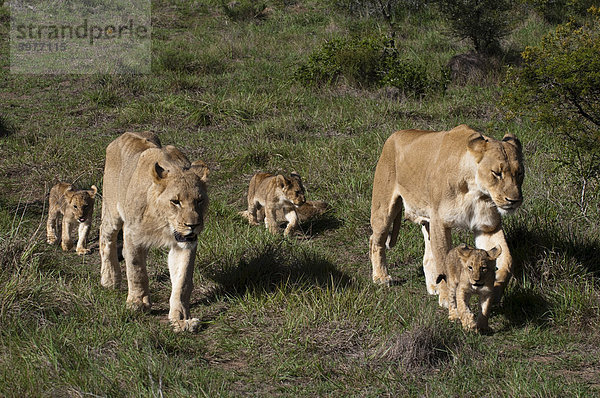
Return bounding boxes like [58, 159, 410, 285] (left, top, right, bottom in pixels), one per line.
[46, 182, 97, 255]
[243, 172, 306, 236]
[437, 244, 501, 332]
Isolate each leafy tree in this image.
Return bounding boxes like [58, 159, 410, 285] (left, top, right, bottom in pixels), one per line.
[437, 0, 513, 55]
[503, 7, 600, 218]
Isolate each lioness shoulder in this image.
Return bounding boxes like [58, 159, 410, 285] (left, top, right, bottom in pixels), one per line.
[46, 181, 97, 255]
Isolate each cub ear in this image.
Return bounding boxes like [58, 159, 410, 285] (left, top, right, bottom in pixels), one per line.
[290, 171, 303, 184]
[191, 160, 210, 182]
[89, 185, 98, 198]
[152, 162, 168, 183]
[467, 133, 488, 162]
[486, 245, 502, 260]
[456, 243, 472, 261]
[276, 174, 286, 189]
[64, 184, 76, 199]
[502, 133, 522, 152]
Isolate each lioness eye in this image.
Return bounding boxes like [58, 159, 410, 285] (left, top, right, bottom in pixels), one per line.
[170, 199, 181, 206]
[73, 205, 78, 209]
[468, 266, 473, 270]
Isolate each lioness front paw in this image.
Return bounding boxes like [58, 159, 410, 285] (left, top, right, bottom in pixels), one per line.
[171, 318, 201, 333]
[126, 296, 151, 312]
[76, 247, 91, 255]
[373, 274, 393, 287]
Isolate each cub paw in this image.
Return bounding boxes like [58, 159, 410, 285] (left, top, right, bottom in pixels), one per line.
[76, 247, 91, 255]
[47, 237, 58, 245]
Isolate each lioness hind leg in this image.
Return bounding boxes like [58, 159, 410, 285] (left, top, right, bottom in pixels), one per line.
[370, 194, 403, 286]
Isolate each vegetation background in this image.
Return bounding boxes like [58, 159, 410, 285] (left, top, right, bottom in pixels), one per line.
[1, 0, 599, 396]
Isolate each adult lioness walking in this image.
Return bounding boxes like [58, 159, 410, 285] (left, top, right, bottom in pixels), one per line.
[370, 125, 523, 301]
[99, 131, 209, 332]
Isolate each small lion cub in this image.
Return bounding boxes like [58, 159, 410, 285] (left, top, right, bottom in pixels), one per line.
[438, 244, 501, 332]
[244, 171, 306, 236]
[46, 182, 97, 255]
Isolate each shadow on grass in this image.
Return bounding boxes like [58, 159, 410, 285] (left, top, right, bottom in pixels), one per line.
[498, 216, 600, 328]
[506, 218, 600, 283]
[0, 115, 16, 138]
[297, 213, 343, 237]
[204, 242, 353, 299]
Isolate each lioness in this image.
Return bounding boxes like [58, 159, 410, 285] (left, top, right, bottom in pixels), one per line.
[370, 124, 523, 301]
[46, 182, 97, 255]
[437, 244, 501, 332]
[244, 172, 306, 236]
[99, 131, 209, 332]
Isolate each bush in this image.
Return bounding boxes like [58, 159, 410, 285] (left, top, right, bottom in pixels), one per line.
[295, 35, 437, 95]
[503, 7, 600, 217]
[221, 0, 268, 21]
[437, 0, 514, 55]
[523, 0, 596, 23]
[333, 0, 434, 21]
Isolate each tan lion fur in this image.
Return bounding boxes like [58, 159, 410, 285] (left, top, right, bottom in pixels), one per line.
[369, 124, 524, 301]
[243, 172, 306, 236]
[46, 182, 97, 255]
[99, 131, 209, 332]
[438, 244, 501, 332]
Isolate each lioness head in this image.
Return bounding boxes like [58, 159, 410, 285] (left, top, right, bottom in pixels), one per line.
[276, 172, 306, 206]
[152, 159, 209, 246]
[457, 244, 501, 288]
[66, 185, 97, 223]
[468, 132, 524, 214]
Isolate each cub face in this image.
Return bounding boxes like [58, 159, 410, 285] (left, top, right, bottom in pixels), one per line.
[277, 172, 306, 206]
[469, 133, 525, 215]
[456, 245, 502, 288]
[66, 186, 97, 222]
[152, 161, 209, 246]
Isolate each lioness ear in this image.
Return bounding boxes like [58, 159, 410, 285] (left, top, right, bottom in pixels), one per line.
[89, 185, 98, 198]
[152, 162, 168, 183]
[290, 171, 302, 184]
[502, 133, 522, 152]
[486, 245, 502, 260]
[191, 160, 210, 182]
[276, 175, 286, 189]
[467, 134, 488, 162]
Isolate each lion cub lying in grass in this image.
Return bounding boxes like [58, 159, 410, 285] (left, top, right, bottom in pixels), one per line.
[46, 182, 97, 255]
[242, 171, 306, 236]
[437, 244, 501, 332]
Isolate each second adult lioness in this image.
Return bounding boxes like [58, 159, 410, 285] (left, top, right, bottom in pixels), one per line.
[245, 172, 306, 236]
[370, 124, 523, 301]
[99, 131, 209, 332]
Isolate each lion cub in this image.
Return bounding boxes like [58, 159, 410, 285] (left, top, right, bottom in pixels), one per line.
[244, 172, 306, 236]
[437, 244, 501, 332]
[46, 182, 97, 255]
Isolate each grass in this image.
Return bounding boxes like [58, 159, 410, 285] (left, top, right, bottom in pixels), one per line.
[1, 0, 599, 396]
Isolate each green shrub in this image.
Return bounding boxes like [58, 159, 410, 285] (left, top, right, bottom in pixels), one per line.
[437, 0, 514, 55]
[523, 0, 596, 23]
[221, 0, 268, 21]
[503, 7, 600, 217]
[295, 35, 437, 94]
